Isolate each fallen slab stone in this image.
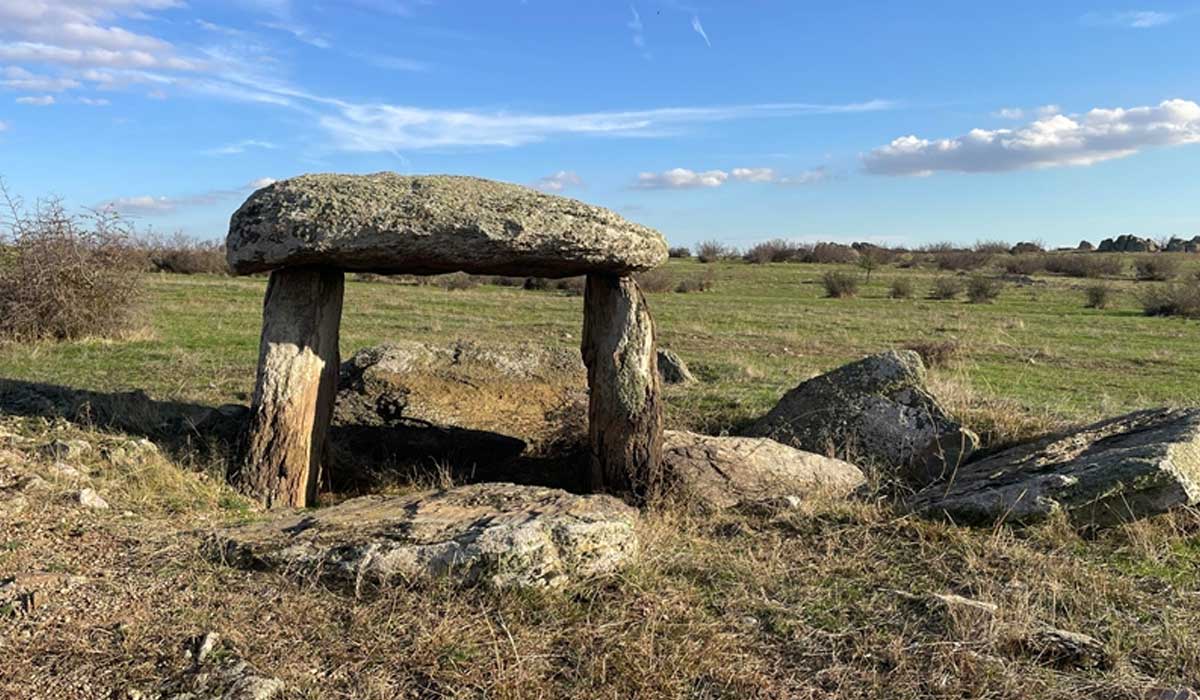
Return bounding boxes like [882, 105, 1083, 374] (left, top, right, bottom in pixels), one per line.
[227, 173, 668, 277]
[909, 408, 1200, 528]
[744, 350, 978, 483]
[205, 483, 637, 589]
[656, 348, 696, 385]
[662, 430, 865, 510]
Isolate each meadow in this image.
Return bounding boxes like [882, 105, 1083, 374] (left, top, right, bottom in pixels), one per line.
[4, 255, 1200, 699]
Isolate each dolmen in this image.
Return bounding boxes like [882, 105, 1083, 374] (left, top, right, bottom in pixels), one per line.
[225, 173, 669, 508]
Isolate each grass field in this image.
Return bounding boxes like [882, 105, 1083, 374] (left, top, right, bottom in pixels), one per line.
[4, 257, 1200, 699]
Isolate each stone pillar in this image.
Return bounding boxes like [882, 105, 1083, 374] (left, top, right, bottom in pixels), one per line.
[235, 267, 344, 508]
[581, 273, 664, 500]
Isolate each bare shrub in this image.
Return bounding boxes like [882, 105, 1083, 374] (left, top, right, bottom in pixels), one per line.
[675, 268, 715, 293]
[667, 246, 692, 258]
[141, 232, 228, 275]
[0, 188, 143, 341]
[1140, 281, 1200, 318]
[888, 277, 914, 299]
[1134, 256, 1181, 281]
[435, 272, 479, 291]
[966, 276, 1003, 304]
[973, 239, 1011, 254]
[522, 276, 551, 291]
[805, 242, 859, 265]
[1084, 284, 1113, 309]
[1044, 254, 1124, 278]
[634, 267, 675, 293]
[902, 339, 962, 368]
[743, 239, 804, 264]
[696, 239, 734, 263]
[553, 276, 586, 295]
[821, 271, 859, 298]
[1003, 255, 1045, 275]
[935, 250, 992, 271]
[929, 276, 964, 300]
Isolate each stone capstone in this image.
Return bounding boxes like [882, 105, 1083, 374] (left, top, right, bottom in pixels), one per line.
[204, 483, 638, 589]
[226, 173, 668, 277]
[744, 350, 978, 483]
[662, 430, 865, 510]
[909, 408, 1200, 528]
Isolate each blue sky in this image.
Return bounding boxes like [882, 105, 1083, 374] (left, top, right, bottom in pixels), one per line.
[0, 1, 1197, 248]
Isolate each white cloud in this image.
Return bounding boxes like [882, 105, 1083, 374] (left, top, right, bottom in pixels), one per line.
[355, 53, 429, 72]
[100, 177, 277, 215]
[863, 98, 1200, 176]
[78, 96, 109, 105]
[318, 99, 894, 151]
[261, 21, 332, 49]
[1, 66, 80, 91]
[995, 107, 1024, 120]
[15, 94, 54, 105]
[777, 167, 829, 185]
[247, 177, 276, 189]
[206, 139, 278, 155]
[0, 120, 7, 131]
[730, 167, 775, 182]
[1083, 10, 1177, 28]
[691, 16, 711, 47]
[628, 5, 645, 48]
[533, 170, 583, 192]
[1037, 104, 1061, 117]
[105, 194, 178, 214]
[636, 168, 729, 189]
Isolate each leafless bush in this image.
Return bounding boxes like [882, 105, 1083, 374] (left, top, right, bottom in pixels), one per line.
[1003, 255, 1045, 275]
[888, 277, 914, 299]
[903, 339, 962, 368]
[743, 239, 805, 264]
[554, 276, 586, 295]
[973, 239, 1011, 254]
[935, 250, 992, 271]
[929, 276, 964, 300]
[675, 268, 716, 293]
[966, 276, 1003, 304]
[435, 272, 479, 291]
[667, 246, 692, 258]
[0, 185, 144, 341]
[1084, 284, 1113, 309]
[821, 271, 859, 298]
[696, 239, 735, 263]
[1140, 281, 1200, 318]
[1043, 254, 1124, 278]
[140, 232, 228, 275]
[634, 267, 675, 293]
[805, 242, 859, 265]
[1134, 256, 1181, 281]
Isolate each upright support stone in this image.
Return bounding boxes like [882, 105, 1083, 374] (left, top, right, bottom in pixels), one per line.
[236, 267, 344, 508]
[581, 273, 664, 500]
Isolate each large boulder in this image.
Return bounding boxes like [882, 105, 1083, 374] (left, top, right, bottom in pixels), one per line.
[226, 174, 668, 277]
[656, 348, 696, 385]
[744, 351, 978, 483]
[662, 430, 865, 509]
[908, 408, 1200, 528]
[1098, 234, 1159, 253]
[205, 483, 637, 590]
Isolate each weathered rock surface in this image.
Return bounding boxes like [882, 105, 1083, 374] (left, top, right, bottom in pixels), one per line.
[656, 348, 696, 385]
[227, 173, 668, 277]
[662, 430, 864, 509]
[1098, 234, 1159, 253]
[74, 487, 109, 510]
[910, 408, 1200, 527]
[744, 351, 978, 483]
[205, 483, 637, 589]
[1019, 627, 1109, 670]
[39, 438, 91, 461]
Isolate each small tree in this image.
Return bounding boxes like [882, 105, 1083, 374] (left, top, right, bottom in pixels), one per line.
[857, 249, 881, 282]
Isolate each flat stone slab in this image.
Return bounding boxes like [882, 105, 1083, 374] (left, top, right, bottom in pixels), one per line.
[227, 173, 668, 277]
[908, 408, 1200, 528]
[663, 430, 865, 509]
[204, 483, 638, 589]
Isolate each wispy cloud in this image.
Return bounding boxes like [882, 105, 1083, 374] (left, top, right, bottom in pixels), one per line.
[261, 21, 332, 49]
[533, 170, 584, 192]
[16, 95, 55, 105]
[864, 98, 1200, 176]
[628, 5, 648, 56]
[1082, 10, 1178, 28]
[1, 66, 80, 92]
[354, 53, 430, 72]
[205, 139, 279, 155]
[691, 16, 711, 47]
[78, 96, 110, 106]
[635, 165, 828, 189]
[318, 99, 895, 151]
[0, 120, 8, 132]
[994, 104, 1060, 120]
[99, 177, 276, 215]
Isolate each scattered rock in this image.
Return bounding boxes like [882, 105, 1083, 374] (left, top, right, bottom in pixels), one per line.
[1019, 627, 1108, 670]
[49, 461, 83, 479]
[155, 660, 284, 700]
[205, 483, 638, 590]
[227, 173, 668, 277]
[104, 438, 161, 464]
[74, 488, 110, 510]
[39, 438, 91, 461]
[19, 475, 49, 492]
[744, 351, 978, 483]
[909, 408, 1200, 528]
[662, 430, 865, 510]
[656, 348, 696, 385]
[185, 632, 221, 665]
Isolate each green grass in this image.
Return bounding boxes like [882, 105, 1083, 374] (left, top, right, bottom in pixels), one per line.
[1, 259, 1198, 434]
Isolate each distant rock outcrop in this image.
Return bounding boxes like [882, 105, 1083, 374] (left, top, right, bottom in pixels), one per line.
[744, 351, 978, 483]
[1077, 240, 1095, 251]
[1010, 241, 1043, 255]
[1097, 234, 1158, 253]
[1163, 236, 1200, 253]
